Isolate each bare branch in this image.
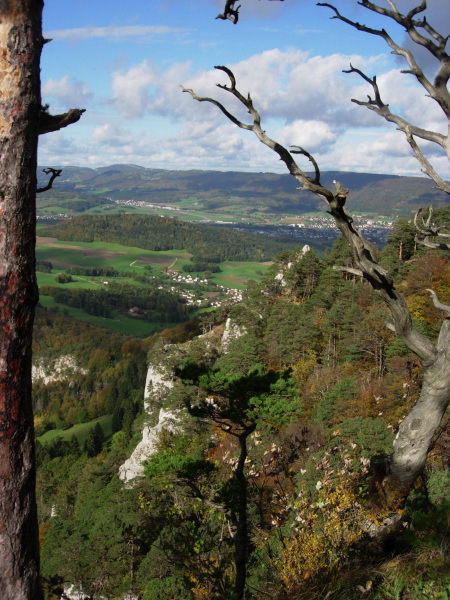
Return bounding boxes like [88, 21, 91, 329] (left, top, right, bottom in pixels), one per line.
[216, 0, 241, 24]
[319, 1, 450, 195]
[343, 65, 450, 194]
[182, 68, 438, 365]
[332, 265, 364, 277]
[414, 207, 450, 250]
[39, 108, 86, 135]
[404, 130, 450, 194]
[290, 146, 321, 184]
[36, 168, 62, 193]
[426, 289, 450, 316]
[182, 67, 334, 201]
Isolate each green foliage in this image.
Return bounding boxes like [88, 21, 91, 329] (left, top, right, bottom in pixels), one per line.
[386, 218, 417, 261]
[66, 265, 120, 277]
[247, 373, 303, 430]
[283, 248, 322, 299]
[36, 259, 53, 273]
[427, 469, 450, 508]
[84, 422, 104, 457]
[141, 576, 195, 600]
[264, 300, 322, 365]
[333, 417, 394, 457]
[316, 379, 357, 426]
[55, 272, 73, 284]
[215, 332, 265, 375]
[36, 223, 450, 600]
[144, 451, 215, 482]
[182, 260, 221, 273]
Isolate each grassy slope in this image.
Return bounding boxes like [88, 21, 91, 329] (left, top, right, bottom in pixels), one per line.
[38, 414, 113, 447]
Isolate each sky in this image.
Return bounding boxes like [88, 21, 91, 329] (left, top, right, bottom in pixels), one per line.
[39, 0, 450, 179]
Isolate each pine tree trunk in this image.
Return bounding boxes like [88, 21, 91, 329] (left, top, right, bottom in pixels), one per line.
[0, 2, 43, 598]
[232, 426, 254, 600]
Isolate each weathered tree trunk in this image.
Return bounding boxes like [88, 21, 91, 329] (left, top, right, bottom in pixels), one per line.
[389, 351, 450, 488]
[0, 2, 43, 599]
[329, 203, 450, 507]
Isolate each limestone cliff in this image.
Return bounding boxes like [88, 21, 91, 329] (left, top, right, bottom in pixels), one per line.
[118, 319, 245, 483]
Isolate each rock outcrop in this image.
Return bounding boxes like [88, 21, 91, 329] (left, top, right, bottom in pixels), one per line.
[118, 365, 178, 483]
[32, 354, 86, 385]
[119, 320, 246, 484]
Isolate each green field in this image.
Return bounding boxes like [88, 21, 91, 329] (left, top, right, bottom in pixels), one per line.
[38, 295, 160, 336]
[213, 261, 272, 289]
[36, 237, 271, 334]
[38, 414, 113, 448]
[36, 237, 192, 273]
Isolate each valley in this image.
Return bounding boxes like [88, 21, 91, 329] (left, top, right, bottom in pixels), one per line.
[37, 163, 449, 225]
[32, 168, 450, 600]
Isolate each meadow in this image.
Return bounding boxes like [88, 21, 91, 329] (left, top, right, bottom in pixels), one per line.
[36, 237, 271, 334]
[37, 414, 113, 447]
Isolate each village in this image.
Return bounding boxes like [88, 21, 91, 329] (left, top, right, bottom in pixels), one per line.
[157, 270, 243, 309]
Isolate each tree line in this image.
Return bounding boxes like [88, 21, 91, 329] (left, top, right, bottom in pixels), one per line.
[39, 214, 299, 263]
[40, 283, 191, 323]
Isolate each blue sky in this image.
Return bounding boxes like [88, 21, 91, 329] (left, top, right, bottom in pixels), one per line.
[39, 0, 450, 179]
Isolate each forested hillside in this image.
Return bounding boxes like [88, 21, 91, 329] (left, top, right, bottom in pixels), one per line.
[37, 164, 449, 218]
[39, 214, 298, 262]
[36, 222, 450, 600]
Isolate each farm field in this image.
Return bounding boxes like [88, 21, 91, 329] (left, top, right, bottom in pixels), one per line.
[36, 236, 192, 273]
[36, 237, 271, 335]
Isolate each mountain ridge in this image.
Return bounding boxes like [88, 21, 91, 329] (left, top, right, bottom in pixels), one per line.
[37, 163, 449, 219]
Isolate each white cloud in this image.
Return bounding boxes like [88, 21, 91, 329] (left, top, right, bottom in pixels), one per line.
[92, 124, 133, 146]
[38, 130, 84, 166]
[110, 48, 391, 133]
[278, 120, 336, 152]
[39, 39, 450, 180]
[45, 25, 189, 41]
[111, 60, 196, 119]
[42, 76, 92, 109]
[358, 131, 413, 159]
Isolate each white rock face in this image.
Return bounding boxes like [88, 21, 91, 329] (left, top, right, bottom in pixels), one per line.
[61, 584, 90, 600]
[119, 320, 247, 484]
[221, 317, 246, 352]
[118, 365, 178, 483]
[32, 355, 86, 384]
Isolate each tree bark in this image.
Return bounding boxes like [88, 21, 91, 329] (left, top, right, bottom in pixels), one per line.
[389, 343, 450, 487]
[231, 424, 255, 600]
[0, 2, 43, 599]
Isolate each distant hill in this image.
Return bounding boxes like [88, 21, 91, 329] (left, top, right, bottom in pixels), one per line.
[37, 163, 449, 219]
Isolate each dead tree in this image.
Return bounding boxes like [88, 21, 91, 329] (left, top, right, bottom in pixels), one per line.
[414, 207, 450, 251]
[318, 0, 450, 195]
[181, 65, 450, 510]
[217, 0, 286, 23]
[0, 3, 84, 599]
[216, 0, 241, 24]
